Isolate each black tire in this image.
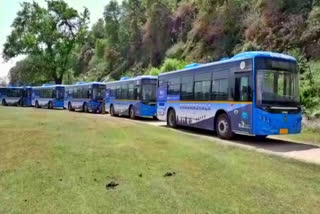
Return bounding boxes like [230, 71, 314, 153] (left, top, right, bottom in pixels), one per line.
[68, 102, 74, 111]
[167, 109, 177, 128]
[48, 101, 53, 109]
[110, 105, 116, 116]
[35, 101, 40, 108]
[83, 103, 88, 113]
[216, 113, 234, 140]
[2, 99, 7, 106]
[129, 106, 136, 119]
[18, 99, 23, 107]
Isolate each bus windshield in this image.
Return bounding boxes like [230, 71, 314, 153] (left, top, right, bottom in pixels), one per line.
[93, 86, 105, 101]
[256, 59, 299, 107]
[142, 84, 157, 102]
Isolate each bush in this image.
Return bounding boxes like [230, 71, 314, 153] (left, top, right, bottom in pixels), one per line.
[166, 42, 185, 59]
[300, 60, 320, 118]
[160, 58, 188, 73]
[146, 58, 188, 76]
[149, 67, 161, 76]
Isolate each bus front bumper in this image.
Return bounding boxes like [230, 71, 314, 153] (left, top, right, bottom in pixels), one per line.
[253, 109, 302, 136]
[139, 103, 157, 117]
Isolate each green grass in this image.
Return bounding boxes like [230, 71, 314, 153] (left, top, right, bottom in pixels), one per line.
[1, 107, 320, 214]
[279, 127, 320, 145]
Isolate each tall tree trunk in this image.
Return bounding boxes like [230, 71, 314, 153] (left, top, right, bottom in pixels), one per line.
[54, 76, 63, 84]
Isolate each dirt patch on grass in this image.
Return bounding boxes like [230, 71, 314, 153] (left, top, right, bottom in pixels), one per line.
[106, 181, 119, 189]
[0, 128, 51, 171]
[164, 172, 176, 177]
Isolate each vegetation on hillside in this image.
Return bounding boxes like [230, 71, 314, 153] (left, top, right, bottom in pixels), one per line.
[3, 0, 320, 116]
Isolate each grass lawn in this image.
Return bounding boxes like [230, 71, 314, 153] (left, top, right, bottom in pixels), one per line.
[278, 127, 320, 145]
[1, 106, 320, 214]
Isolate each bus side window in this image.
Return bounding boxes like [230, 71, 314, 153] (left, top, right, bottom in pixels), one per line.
[121, 84, 128, 100]
[128, 83, 134, 100]
[168, 77, 180, 95]
[181, 76, 194, 100]
[75, 88, 79, 99]
[194, 81, 211, 101]
[194, 73, 211, 101]
[212, 79, 228, 101]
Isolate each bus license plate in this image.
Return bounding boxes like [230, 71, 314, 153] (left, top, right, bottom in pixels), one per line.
[280, 129, 288, 135]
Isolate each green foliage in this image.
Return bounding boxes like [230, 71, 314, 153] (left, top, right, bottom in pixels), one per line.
[148, 58, 187, 76]
[8, 56, 50, 86]
[287, 49, 310, 75]
[302, 61, 320, 118]
[143, 2, 172, 66]
[104, 0, 121, 45]
[160, 58, 187, 73]
[5, 0, 320, 114]
[149, 67, 161, 76]
[166, 42, 185, 59]
[3, 0, 89, 84]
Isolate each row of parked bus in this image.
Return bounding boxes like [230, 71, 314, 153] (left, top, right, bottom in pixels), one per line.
[0, 51, 303, 139]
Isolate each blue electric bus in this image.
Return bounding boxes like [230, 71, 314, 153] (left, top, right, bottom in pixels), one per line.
[106, 76, 157, 119]
[64, 82, 106, 113]
[32, 85, 65, 109]
[157, 51, 302, 139]
[0, 86, 32, 106]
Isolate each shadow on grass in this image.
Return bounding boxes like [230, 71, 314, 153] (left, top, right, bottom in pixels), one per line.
[161, 125, 319, 154]
[107, 114, 319, 153]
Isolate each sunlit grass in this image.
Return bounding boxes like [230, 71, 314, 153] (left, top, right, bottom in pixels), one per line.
[0, 106, 320, 214]
[278, 126, 320, 145]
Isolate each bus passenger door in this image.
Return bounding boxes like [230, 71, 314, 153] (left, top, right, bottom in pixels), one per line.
[232, 73, 253, 134]
[157, 81, 167, 120]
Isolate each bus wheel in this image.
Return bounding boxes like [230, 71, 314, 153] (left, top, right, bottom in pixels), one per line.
[129, 106, 136, 119]
[216, 113, 234, 140]
[83, 103, 88, 113]
[68, 103, 73, 111]
[17, 99, 23, 107]
[35, 101, 40, 108]
[2, 99, 7, 106]
[68, 103, 74, 111]
[48, 101, 53, 109]
[110, 105, 116, 116]
[167, 109, 177, 128]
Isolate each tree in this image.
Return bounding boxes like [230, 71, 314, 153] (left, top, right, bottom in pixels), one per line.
[0, 77, 8, 87]
[104, 0, 121, 45]
[143, 2, 173, 66]
[126, 0, 145, 64]
[3, 0, 89, 84]
[8, 56, 48, 86]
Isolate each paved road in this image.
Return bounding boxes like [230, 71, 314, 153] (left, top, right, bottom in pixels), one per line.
[104, 115, 320, 165]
